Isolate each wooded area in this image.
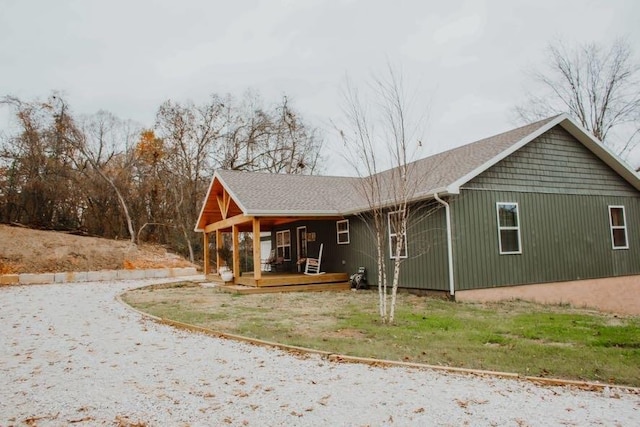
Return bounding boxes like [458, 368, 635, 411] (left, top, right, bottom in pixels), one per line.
[0, 91, 323, 262]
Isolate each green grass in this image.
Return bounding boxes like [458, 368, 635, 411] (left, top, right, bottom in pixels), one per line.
[122, 283, 640, 387]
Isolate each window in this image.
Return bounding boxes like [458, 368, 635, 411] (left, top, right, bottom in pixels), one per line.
[496, 202, 521, 254]
[388, 210, 407, 259]
[609, 206, 628, 249]
[276, 230, 291, 260]
[337, 220, 350, 244]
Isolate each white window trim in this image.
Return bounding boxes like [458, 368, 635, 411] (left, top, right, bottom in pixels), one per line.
[276, 230, 291, 261]
[496, 202, 522, 255]
[608, 205, 629, 250]
[388, 210, 408, 259]
[337, 219, 350, 245]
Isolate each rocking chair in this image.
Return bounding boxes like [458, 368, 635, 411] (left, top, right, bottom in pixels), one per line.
[304, 244, 325, 275]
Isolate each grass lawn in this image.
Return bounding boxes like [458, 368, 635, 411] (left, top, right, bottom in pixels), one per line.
[122, 282, 640, 387]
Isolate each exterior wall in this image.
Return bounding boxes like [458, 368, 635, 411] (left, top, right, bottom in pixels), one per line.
[269, 203, 450, 291]
[453, 125, 640, 290]
[338, 202, 450, 291]
[270, 220, 351, 273]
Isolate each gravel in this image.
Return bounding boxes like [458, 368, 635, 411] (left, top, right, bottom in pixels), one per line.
[1, 279, 638, 426]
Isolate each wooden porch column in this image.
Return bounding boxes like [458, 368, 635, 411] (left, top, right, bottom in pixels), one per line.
[232, 224, 240, 278]
[203, 232, 210, 275]
[252, 217, 262, 280]
[215, 229, 221, 274]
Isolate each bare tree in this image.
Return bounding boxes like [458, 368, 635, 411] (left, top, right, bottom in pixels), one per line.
[217, 92, 323, 174]
[154, 96, 226, 262]
[0, 95, 82, 228]
[515, 38, 640, 157]
[338, 66, 436, 324]
[61, 104, 140, 244]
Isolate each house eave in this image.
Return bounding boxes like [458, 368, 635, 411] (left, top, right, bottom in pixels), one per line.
[246, 209, 343, 217]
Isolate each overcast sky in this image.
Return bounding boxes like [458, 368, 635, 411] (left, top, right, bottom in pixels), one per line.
[2, 0, 639, 175]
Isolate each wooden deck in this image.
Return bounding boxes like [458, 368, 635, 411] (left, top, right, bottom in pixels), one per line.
[206, 272, 351, 294]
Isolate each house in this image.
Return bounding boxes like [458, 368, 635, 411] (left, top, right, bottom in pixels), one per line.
[195, 114, 640, 306]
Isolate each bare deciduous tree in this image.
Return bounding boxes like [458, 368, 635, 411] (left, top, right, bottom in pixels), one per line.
[338, 66, 438, 324]
[515, 38, 640, 157]
[1, 90, 325, 264]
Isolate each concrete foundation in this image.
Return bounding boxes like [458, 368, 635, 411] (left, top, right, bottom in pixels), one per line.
[456, 275, 640, 316]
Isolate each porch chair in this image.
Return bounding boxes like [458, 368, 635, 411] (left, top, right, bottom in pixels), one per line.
[304, 244, 325, 275]
[261, 249, 276, 272]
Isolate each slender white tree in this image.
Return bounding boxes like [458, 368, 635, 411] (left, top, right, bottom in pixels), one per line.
[338, 65, 439, 323]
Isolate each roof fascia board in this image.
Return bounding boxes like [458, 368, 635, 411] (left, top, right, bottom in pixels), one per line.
[194, 170, 221, 232]
[193, 170, 250, 232]
[247, 209, 342, 216]
[340, 187, 453, 216]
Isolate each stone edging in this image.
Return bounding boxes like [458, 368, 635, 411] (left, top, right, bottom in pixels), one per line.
[117, 284, 640, 395]
[0, 267, 198, 286]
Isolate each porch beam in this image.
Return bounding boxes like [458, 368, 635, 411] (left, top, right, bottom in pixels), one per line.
[252, 217, 262, 281]
[205, 214, 253, 233]
[203, 232, 210, 275]
[215, 229, 221, 273]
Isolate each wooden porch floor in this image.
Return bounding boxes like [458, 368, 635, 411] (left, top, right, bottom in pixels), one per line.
[206, 272, 351, 294]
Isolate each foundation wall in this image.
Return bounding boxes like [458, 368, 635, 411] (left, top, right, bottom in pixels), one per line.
[455, 275, 640, 315]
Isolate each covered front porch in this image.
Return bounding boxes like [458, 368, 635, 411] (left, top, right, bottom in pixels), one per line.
[199, 184, 346, 291]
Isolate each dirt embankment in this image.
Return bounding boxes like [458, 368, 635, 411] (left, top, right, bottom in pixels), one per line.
[0, 224, 196, 274]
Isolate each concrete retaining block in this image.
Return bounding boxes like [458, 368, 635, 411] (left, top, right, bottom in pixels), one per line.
[54, 272, 68, 283]
[86, 270, 117, 282]
[20, 273, 55, 285]
[116, 269, 146, 280]
[73, 271, 88, 282]
[3, 268, 199, 286]
[146, 269, 169, 279]
[0, 274, 19, 285]
[170, 267, 198, 277]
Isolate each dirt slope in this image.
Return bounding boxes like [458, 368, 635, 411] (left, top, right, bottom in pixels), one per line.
[0, 224, 197, 274]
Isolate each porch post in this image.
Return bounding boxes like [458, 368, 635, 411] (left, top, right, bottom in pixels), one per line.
[203, 232, 210, 275]
[252, 217, 262, 280]
[215, 229, 221, 274]
[232, 224, 240, 278]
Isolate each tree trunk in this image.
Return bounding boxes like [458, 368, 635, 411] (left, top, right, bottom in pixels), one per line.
[95, 167, 136, 245]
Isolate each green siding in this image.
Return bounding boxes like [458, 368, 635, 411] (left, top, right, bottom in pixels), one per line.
[271, 204, 450, 291]
[345, 203, 450, 291]
[452, 190, 640, 290]
[453, 125, 640, 290]
[272, 125, 640, 291]
[465, 127, 637, 197]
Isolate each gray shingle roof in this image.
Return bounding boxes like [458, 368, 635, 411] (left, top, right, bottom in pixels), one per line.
[215, 115, 560, 216]
[196, 113, 640, 231]
[216, 170, 361, 215]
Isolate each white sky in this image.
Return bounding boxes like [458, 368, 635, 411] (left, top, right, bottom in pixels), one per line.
[1, 0, 639, 175]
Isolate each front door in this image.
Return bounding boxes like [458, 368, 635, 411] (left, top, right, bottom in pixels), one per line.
[297, 226, 307, 271]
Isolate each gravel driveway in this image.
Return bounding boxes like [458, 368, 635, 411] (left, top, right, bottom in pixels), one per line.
[1, 279, 638, 426]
